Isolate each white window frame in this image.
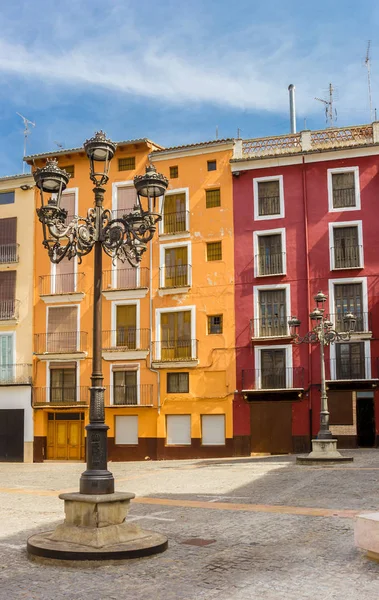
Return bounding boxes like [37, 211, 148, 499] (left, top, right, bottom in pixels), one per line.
[110, 363, 140, 405]
[253, 283, 291, 338]
[158, 187, 190, 236]
[159, 241, 192, 288]
[0, 332, 16, 381]
[328, 220, 364, 270]
[253, 175, 284, 221]
[327, 166, 360, 213]
[46, 304, 80, 351]
[254, 344, 293, 389]
[46, 360, 80, 403]
[330, 340, 371, 380]
[50, 188, 79, 293]
[201, 414, 226, 446]
[155, 305, 196, 361]
[111, 181, 141, 288]
[115, 415, 139, 445]
[111, 299, 140, 349]
[328, 276, 369, 332]
[253, 227, 286, 277]
[166, 414, 191, 446]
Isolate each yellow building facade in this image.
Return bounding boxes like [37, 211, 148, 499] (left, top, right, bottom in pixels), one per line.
[28, 137, 237, 461]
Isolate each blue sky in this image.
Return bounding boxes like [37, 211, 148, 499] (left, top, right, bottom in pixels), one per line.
[0, 0, 378, 176]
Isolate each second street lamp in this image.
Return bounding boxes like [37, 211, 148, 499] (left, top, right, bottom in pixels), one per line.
[288, 291, 356, 463]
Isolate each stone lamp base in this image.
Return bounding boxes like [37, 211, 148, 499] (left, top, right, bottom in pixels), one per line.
[27, 492, 168, 561]
[296, 439, 354, 465]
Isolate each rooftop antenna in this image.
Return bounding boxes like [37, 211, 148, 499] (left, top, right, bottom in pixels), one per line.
[215, 126, 219, 140]
[237, 128, 242, 139]
[315, 83, 337, 127]
[54, 141, 64, 149]
[16, 112, 35, 173]
[365, 41, 374, 122]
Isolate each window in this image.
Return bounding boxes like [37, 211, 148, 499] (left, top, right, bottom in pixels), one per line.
[116, 304, 137, 349]
[115, 185, 137, 218]
[113, 370, 137, 405]
[0, 334, 14, 382]
[47, 306, 78, 352]
[167, 372, 189, 393]
[256, 179, 281, 217]
[332, 225, 361, 269]
[206, 189, 221, 208]
[334, 283, 364, 332]
[0, 191, 14, 205]
[258, 289, 287, 337]
[201, 415, 225, 445]
[115, 415, 138, 445]
[0, 217, 17, 263]
[61, 165, 74, 177]
[170, 166, 178, 179]
[206, 241, 222, 261]
[50, 364, 76, 403]
[164, 246, 188, 288]
[260, 348, 286, 389]
[336, 342, 365, 380]
[0, 271, 16, 320]
[118, 157, 136, 171]
[331, 171, 357, 209]
[166, 415, 191, 445]
[207, 160, 217, 172]
[207, 315, 223, 334]
[61, 191, 76, 223]
[257, 234, 283, 276]
[161, 310, 192, 361]
[163, 193, 187, 234]
[54, 258, 76, 294]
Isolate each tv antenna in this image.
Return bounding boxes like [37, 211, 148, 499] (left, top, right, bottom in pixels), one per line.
[315, 83, 337, 128]
[16, 112, 35, 173]
[54, 141, 64, 149]
[365, 41, 374, 122]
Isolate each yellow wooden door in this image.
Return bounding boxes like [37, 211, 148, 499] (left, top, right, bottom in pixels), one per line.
[55, 421, 68, 459]
[67, 421, 82, 460]
[47, 421, 55, 459]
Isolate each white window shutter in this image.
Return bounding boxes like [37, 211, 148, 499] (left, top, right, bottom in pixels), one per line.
[201, 415, 225, 445]
[115, 416, 138, 445]
[166, 415, 191, 445]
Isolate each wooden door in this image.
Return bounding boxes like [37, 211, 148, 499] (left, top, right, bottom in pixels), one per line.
[55, 421, 68, 459]
[67, 422, 82, 460]
[47, 418, 84, 459]
[250, 402, 293, 454]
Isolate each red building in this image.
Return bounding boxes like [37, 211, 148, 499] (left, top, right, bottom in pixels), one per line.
[232, 125, 379, 454]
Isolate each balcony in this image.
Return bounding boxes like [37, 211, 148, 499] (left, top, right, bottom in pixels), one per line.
[331, 245, 362, 269]
[33, 386, 89, 407]
[0, 364, 32, 385]
[0, 243, 19, 264]
[160, 264, 191, 290]
[102, 328, 150, 360]
[0, 299, 20, 323]
[161, 211, 189, 235]
[242, 367, 305, 401]
[102, 267, 149, 299]
[152, 339, 199, 367]
[250, 316, 290, 339]
[107, 384, 155, 407]
[328, 312, 371, 336]
[39, 273, 85, 303]
[255, 252, 285, 277]
[327, 357, 379, 391]
[34, 332, 88, 358]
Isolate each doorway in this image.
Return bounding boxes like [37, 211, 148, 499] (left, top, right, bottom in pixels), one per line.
[47, 412, 85, 460]
[0, 409, 24, 461]
[356, 392, 375, 447]
[250, 401, 293, 454]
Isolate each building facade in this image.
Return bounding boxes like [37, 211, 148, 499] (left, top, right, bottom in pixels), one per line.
[0, 174, 34, 462]
[232, 125, 379, 453]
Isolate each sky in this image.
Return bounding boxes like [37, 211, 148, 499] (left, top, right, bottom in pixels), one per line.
[0, 0, 378, 176]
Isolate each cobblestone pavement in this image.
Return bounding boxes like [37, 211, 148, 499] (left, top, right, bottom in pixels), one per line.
[1, 449, 379, 599]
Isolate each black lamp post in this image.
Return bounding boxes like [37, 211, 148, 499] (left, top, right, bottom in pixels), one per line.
[34, 131, 168, 495]
[288, 291, 356, 461]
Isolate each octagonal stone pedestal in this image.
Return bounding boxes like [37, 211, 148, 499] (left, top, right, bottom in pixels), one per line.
[296, 439, 354, 465]
[355, 513, 379, 561]
[27, 492, 168, 561]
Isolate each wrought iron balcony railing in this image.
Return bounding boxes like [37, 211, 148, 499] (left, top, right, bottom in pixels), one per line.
[329, 357, 377, 381]
[34, 331, 88, 354]
[39, 272, 85, 295]
[255, 252, 285, 276]
[328, 312, 370, 333]
[33, 386, 89, 405]
[0, 364, 32, 385]
[162, 210, 189, 234]
[153, 339, 198, 362]
[251, 315, 290, 338]
[332, 245, 362, 269]
[0, 243, 19, 264]
[102, 267, 149, 291]
[102, 328, 150, 351]
[106, 384, 155, 406]
[160, 264, 191, 288]
[0, 299, 20, 320]
[242, 367, 304, 390]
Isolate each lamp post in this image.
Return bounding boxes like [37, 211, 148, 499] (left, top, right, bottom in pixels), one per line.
[288, 291, 356, 463]
[27, 132, 169, 560]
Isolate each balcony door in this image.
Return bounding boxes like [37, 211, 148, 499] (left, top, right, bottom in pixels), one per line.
[50, 364, 77, 403]
[334, 283, 363, 331]
[258, 234, 283, 275]
[47, 306, 78, 352]
[0, 270, 16, 320]
[0, 217, 17, 263]
[163, 193, 186, 234]
[165, 246, 188, 287]
[336, 343, 365, 380]
[113, 370, 138, 405]
[0, 334, 13, 383]
[258, 289, 287, 337]
[260, 348, 286, 389]
[116, 305, 137, 349]
[161, 311, 191, 360]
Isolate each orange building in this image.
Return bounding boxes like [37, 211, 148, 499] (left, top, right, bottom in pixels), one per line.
[26, 136, 238, 461]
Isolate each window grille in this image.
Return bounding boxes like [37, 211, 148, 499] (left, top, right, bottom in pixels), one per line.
[206, 189, 221, 208]
[206, 241, 222, 261]
[118, 157, 136, 171]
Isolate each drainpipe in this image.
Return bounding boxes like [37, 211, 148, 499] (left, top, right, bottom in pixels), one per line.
[302, 155, 312, 448]
[148, 197, 160, 415]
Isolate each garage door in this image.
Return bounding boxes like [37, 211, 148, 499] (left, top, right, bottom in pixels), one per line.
[250, 402, 292, 454]
[0, 409, 24, 461]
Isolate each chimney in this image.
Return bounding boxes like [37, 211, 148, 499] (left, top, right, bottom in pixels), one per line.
[288, 84, 296, 134]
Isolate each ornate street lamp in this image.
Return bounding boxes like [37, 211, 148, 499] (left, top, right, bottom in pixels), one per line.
[289, 291, 356, 463]
[28, 132, 169, 560]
